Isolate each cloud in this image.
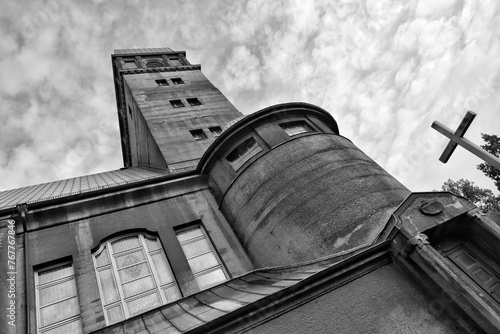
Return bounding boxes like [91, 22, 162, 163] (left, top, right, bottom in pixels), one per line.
[1, 0, 500, 195]
[221, 45, 262, 92]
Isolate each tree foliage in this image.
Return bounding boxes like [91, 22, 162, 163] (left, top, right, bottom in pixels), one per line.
[477, 133, 500, 192]
[441, 178, 500, 212]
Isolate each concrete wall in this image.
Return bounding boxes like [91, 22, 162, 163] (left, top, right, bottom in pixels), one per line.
[23, 186, 253, 333]
[250, 263, 469, 334]
[224, 134, 409, 267]
[124, 82, 167, 170]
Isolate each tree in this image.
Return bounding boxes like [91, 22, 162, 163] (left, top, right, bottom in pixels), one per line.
[477, 133, 500, 192]
[441, 178, 500, 212]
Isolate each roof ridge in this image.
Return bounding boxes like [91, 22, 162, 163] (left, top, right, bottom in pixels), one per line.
[0, 167, 170, 211]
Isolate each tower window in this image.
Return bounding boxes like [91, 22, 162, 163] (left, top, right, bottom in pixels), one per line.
[176, 225, 228, 290]
[190, 129, 207, 141]
[145, 60, 164, 68]
[123, 60, 138, 69]
[226, 137, 263, 170]
[209, 126, 222, 137]
[170, 100, 185, 108]
[35, 263, 83, 333]
[171, 78, 184, 85]
[187, 98, 202, 106]
[93, 233, 181, 325]
[155, 79, 168, 86]
[279, 121, 313, 136]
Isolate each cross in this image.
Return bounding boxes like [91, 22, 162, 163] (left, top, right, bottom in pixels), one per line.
[431, 111, 500, 170]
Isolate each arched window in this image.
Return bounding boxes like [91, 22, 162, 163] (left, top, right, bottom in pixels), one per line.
[93, 233, 181, 325]
[145, 59, 164, 68]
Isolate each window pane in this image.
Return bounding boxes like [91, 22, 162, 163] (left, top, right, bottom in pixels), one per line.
[39, 279, 76, 306]
[97, 268, 119, 305]
[241, 143, 262, 161]
[95, 246, 110, 268]
[196, 269, 227, 289]
[118, 262, 151, 283]
[227, 137, 262, 170]
[126, 292, 161, 316]
[42, 319, 83, 334]
[150, 252, 175, 285]
[115, 250, 146, 269]
[112, 236, 141, 253]
[106, 305, 124, 324]
[144, 236, 161, 252]
[151, 252, 175, 285]
[188, 253, 219, 274]
[162, 286, 182, 303]
[181, 239, 211, 259]
[177, 227, 204, 242]
[280, 121, 313, 136]
[122, 275, 156, 298]
[40, 296, 80, 327]
[38, 264, 73, 285]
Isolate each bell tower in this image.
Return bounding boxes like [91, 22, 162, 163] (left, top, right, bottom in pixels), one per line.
[112, 47, 242, 173]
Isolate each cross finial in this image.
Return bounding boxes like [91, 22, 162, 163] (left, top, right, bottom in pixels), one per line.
[431, 111, 500, 170]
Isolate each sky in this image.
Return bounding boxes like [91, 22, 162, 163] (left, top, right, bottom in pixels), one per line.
[0, 0, 499, 193]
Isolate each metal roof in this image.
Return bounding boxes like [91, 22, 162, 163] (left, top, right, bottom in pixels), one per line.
[89, 255, 339, 334]
[0, 167, 169, 211]
[113, 47, 175, 55]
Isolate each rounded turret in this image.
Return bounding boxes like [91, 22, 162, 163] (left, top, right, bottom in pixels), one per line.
[199, 103, 409, 267]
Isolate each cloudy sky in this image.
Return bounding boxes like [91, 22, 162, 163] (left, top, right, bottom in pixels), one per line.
[1, 0, 499, 193]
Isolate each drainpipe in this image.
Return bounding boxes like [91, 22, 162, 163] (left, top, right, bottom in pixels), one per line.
[16, 204, 29, 333]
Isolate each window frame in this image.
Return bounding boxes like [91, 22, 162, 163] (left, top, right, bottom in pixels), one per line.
[190, 129, 208, 141]
[279, 120, 315, 136]
[186, 97, 202, 106]
[35, 261, 83, 334]
[209, 126, 222, 137]
[155, 79, 169, 86]
[144, 58, 165, 68]
[175, 224, 229, 290]
[92, 233, 181, 325]
[169, 99, 185, 108]
[225, 135, 264, 171]
[171, 78, 184, 85]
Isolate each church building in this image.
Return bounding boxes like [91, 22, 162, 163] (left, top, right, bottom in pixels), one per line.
[1, 47, 500, 334]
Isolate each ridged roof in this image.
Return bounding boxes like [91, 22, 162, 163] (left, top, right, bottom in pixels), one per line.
[0, 167, 169, 211]
[113, 47, 174, 55]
